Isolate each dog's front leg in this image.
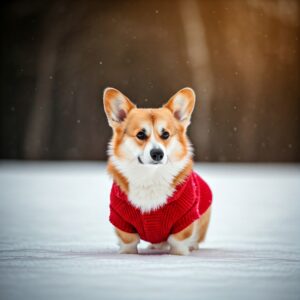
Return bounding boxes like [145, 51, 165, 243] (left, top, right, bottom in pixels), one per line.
[167, 221, 198, 255]
[115, 227, 140, 254]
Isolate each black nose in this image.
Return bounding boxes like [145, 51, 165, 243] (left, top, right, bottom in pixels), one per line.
[150, 148, 164, 162]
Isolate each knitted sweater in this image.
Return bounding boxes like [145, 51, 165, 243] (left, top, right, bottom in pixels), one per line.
[109, 171, 212, 244]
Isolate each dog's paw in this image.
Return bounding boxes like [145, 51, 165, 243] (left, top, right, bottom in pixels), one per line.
[118, 241, 139, 254]
[119, 247, 138, 254]
[168, 235, 191, 255]
[189, 242, 199, 251]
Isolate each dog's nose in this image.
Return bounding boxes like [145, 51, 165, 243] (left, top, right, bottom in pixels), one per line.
[150, 148, 164, 162]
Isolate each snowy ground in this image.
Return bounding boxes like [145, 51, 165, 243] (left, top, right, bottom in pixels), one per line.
[0, 162, 299, 300]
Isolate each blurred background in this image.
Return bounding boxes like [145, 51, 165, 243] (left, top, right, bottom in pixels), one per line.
[1, 0, 299, 162]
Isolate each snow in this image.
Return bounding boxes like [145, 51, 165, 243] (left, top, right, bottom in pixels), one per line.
[0, 162, 299, 300]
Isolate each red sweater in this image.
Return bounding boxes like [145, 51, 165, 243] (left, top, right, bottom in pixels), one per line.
[109, 171, 212, 244]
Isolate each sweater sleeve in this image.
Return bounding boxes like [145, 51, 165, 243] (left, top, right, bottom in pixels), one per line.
[171, 172, 212, 234]
[195, 173, 213, 215]
[171, 203, 200, 234]
[109, 184, 136, 234]
[109, 206, 136, 233]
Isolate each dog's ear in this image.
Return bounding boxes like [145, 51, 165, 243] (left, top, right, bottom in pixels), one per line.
[164, 87, 196, 127]
[103, 88, 136, 127]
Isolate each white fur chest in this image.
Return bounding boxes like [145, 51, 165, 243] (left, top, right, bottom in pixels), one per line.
[128, 175, 174, 213]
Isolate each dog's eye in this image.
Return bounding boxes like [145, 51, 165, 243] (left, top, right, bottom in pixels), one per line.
[136, 131, 147, 140]
[161, 131, 170, 140]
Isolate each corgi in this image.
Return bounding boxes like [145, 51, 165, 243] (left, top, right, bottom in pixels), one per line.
[103, 87, 212, 255]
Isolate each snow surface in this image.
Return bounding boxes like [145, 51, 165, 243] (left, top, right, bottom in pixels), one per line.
[0, 162, 299, 300]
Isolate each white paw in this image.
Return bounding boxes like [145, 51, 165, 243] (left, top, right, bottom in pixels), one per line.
[118, 240, 139, 254]
[168, 235, 192, 256]
[119, 247, 138, 254]
[189, 243, 199, 251]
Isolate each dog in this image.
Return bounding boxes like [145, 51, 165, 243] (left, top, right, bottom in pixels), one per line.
[103, 87, 212, 255]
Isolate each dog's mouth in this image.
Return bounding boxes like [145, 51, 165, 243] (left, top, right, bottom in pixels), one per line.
[138, 156, 162, 165]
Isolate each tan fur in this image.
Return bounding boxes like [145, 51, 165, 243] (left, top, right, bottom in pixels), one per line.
[198, 206, 211, 243]
[107, 160, 129, 194]
[172, 222, 195, 241]
[115, 227, 139, 244]
[172, 159, 193, 187]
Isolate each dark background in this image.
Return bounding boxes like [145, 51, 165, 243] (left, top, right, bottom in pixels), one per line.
[1, 0, 299, 162]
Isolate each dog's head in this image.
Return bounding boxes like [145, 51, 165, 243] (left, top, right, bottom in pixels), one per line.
[103, 87, 195, 166]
